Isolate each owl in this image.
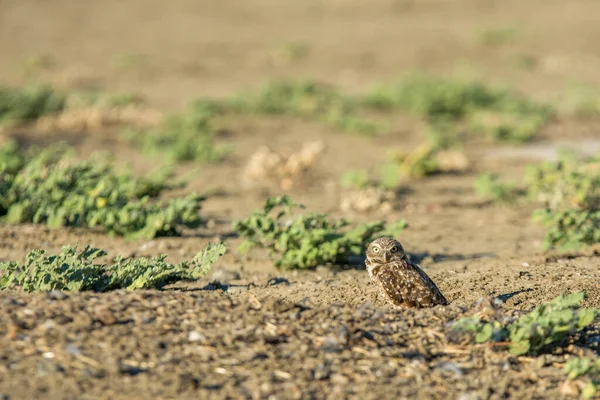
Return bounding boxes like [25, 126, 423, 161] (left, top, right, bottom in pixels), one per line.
[365, 237, 448, 308]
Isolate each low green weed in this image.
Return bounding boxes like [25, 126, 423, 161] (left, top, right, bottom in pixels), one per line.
[0, 85, 66, 124]
[226, 80, 383, 135]
[0, 85, 144, 126]
[564, 357, 600, 399]
[233, 195, 408, 269]
[365, 72, 552, 142]
[0, 141, 203, 239]
[449, 292, 598, 356]
[475, 152, 600, 250]
[339, 170, 371, 190]
[476, 27, 520, 47]
[0, 243, 226, 292]
[473, 173, 522, 202]
[124, 100, 229, 163]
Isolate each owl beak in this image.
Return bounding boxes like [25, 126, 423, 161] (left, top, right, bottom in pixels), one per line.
[383, 252, 391, 263]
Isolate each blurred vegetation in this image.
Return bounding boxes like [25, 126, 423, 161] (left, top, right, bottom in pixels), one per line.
[474, 151, 600, 250]
[564, 357, 600, 399]
[233, 195, 407, 269]
[449, 292, 598, 356]
[0, 84, 143, 126]
[0, 243, 226, 292]
[0, 85, 66, 124]
[473, 173, 523, 203]
[365, 72, 552, 143]
[475, 27, 521, 47]
[0, 141, 203, 239]
[124, 100, 230, 163]
[340, 170, 371, 190]
[558, 82, 600, 117]
[224, 80, 384, 135]
[271, 41, 310, 64]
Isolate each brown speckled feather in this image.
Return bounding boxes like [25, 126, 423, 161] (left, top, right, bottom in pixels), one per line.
[371, 258, 448, 308]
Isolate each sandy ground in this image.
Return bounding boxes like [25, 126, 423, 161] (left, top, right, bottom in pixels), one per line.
[1, 0, 600, 398]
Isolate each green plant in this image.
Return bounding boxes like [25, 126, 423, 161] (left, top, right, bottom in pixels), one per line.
[378, 136, 466, 184]
[475, 153, 600, 250]
[467, 109, 547, 142]
[526, 155, 600, 250]
[271, 41, 310, 64]
[0, 243, 226, 292]
[20, 54, 53, 78]
[525, 157, 600, 210]
[340, 170, 370, 190]
[0, 85, 66, 124]
[533, 209, 600, 250]
[449, 292, 598, 355]
[476, 27, 520, 46]
[0, 141, 204, 239]
[365, 72, 551, 142]
[473, 173, 522, 202]
[0, 85, 145, 126]
[124, 100, 229, 163]
[65, 89, 142, 109]
[226, 80, 383, 135]
[558, 82, 600, 117]
[564, 357, 600, 399]
[233, 195, 408, 269]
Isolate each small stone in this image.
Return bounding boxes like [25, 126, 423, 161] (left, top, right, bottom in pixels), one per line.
[437, 361, 463, 377]
[330, 373, 349, 385]
[92, 307, 117, 326]
[248, 293, 262, 310]
[47, 290, 67, 300]
[313, 363, 331, 380]
[65, 343, 81, 355]
[188, 331, 206, 342]
[273, 370, 291, 381]
[320, 337, 340, 353]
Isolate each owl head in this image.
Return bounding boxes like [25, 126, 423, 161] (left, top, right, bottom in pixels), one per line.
[365, 237, 405, 266]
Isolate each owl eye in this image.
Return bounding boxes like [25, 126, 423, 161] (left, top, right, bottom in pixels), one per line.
[372, 247, 380, 253]
[390, 246, 399, 253]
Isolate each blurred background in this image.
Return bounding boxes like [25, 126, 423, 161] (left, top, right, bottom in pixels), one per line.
[2, 0, 600, 110]
[2, 0, 600, 256]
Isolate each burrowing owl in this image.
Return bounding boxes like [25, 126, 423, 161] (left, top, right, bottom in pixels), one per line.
[365, 237, 448, 308]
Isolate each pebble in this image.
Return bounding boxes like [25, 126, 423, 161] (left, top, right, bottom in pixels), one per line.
[47, 290, 67, 300]
[437, 361, 464, 377]
[188, 331, 206, 342]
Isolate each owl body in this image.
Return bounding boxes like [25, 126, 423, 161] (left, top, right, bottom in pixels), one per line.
[366, 237, 448, 308]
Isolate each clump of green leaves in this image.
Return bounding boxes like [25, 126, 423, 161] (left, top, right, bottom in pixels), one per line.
[533, 209, 600, 251]
[564, 357, 600, 399]
[0, 85, 145, 126]
[473, 173, 522, 202]
[558, 82, 600, 117]
[227, 80, 383, 135]
[365, 72, 552, 142]
[527, 154, 600, 250]
[0, 243, 226, 292]
[65, 89, 142, 109]
[476, 26, 520, 47]
[0, 85, 66, 125]
[378, 124, 470, 185]
[124, 101, 229, 163]
[233, 195, 408, 269]
[449, 292, 598, 356]
[475, 152, 600, 250]
[0, 141, 203, 239]
[340, 170, 371, 190]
